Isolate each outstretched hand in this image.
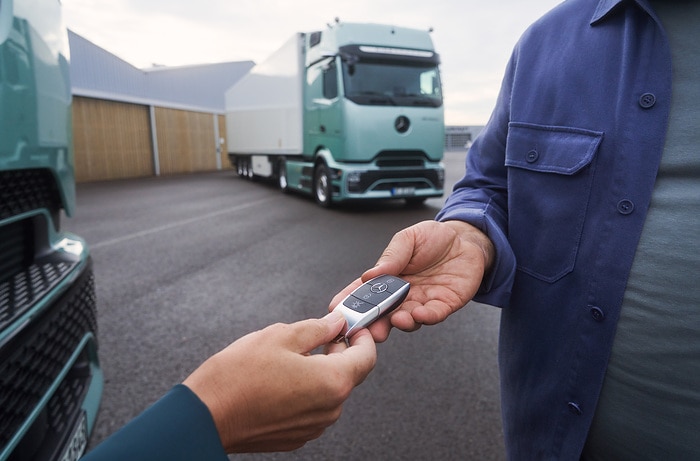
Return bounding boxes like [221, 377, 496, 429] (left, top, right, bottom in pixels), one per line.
[329, 220, 493, 342]
[183, 311, 376, 453]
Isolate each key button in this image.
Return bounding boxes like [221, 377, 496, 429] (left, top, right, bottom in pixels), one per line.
[376, 275, 408, 293]
[343, 295, 376, 313]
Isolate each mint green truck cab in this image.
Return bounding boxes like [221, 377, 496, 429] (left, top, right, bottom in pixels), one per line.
[226, 21, 445, 207]
[0, 1, 103, 460]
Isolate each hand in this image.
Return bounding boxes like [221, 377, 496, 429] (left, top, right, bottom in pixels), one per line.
[183, 311, 376, 453]
[330, 220, 493, 342]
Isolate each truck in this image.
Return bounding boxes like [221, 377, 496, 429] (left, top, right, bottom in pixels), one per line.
[224, 20, 445, 207]
[0, 1, 103, 460]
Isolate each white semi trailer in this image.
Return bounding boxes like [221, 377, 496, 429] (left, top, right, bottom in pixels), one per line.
[225, 21, 445, 207]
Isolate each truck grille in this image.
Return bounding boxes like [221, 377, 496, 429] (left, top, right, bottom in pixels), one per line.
[348, 169, 443, 194]
[0, 169, 61, 221]
[0, 268, 97, 453]
[0, 217, 78, 332]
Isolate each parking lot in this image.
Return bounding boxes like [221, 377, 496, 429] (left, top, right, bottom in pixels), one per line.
[66, 151, 505, 460]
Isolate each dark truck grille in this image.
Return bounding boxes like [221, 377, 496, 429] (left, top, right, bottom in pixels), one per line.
[0, 169, 61, 221]
[348, 168, 443, 193]
[0, 267, 97, 454]
[0, 219, 77, 332]
[346, 150, 443, 194]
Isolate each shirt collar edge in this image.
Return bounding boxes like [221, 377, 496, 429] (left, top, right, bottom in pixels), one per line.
[591, 0, 649, 24]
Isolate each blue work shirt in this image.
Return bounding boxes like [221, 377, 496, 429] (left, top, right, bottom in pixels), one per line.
[436, 0, 671, 459]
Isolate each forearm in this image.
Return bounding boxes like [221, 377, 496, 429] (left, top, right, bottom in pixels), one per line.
[81, 385, 227, 461]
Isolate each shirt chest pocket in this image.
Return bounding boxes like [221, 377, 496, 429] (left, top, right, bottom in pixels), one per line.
[505, 123, 603, 283]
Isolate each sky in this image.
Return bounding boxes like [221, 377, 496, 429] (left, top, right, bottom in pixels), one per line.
[61, 0, 562, 125]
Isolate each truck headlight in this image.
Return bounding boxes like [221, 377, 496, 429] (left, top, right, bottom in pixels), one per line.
[346, 172, 362, 184]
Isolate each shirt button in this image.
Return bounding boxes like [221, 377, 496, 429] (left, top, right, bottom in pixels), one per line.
[617, 199, 635, 215]
[526, 149, 539, 163]
[590, 306, 605, 322]
[639, 93, 656, 109]
[568, 402, 583, 416]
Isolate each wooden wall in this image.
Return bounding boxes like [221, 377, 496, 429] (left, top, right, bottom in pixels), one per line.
[155, 107, 215, 175]
[72, 97, 153, 182]
[72, 96, 231, 183]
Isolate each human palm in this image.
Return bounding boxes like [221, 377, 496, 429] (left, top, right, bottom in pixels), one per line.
[331, 220, 491, 342]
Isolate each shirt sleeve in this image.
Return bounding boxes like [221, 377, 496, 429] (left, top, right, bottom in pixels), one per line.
[81, 384, 228, 461]
[435, 50, 518, 309]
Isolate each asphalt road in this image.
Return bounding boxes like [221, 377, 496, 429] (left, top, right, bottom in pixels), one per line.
[65, 151, 505, 460]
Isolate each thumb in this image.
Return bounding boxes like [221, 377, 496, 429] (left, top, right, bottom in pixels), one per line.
[285, 311, 347, 353]
[364, 228, 415, 280]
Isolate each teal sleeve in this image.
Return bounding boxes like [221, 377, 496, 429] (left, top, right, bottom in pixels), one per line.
[81, 384, 228, 461]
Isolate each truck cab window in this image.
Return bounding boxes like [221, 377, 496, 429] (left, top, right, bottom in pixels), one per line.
[323, 60, 338, 99]
[342, 60, 442, 107]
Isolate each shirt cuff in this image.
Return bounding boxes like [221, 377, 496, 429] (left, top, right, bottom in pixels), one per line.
[82, 384, 227, 461]
[437, 204, 515, 308]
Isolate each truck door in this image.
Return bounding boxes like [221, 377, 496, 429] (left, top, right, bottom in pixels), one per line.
[305, 57, 343, 156]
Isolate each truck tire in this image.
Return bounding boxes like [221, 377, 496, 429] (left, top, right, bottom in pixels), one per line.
[237, 157, 251, 178]
[236, 158, 246, 177]
[247, 158, 254, 179]
[313, 163, 332, 208]
[277, 158, 288, 192]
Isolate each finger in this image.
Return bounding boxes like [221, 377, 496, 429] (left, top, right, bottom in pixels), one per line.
[324, 338, 347, 354]
[363, 226, 418, 279]
[323, 329, 377, 384]
[390, 309, 423, 332]
[366, 317, 393, 343]
[282, 312, 347, 354]
[341, 329, 377, 384]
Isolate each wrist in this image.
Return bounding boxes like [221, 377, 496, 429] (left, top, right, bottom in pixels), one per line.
[442, 220, 495, 273]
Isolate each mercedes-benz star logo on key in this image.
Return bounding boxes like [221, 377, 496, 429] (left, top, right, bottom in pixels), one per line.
[370, 282, 388, 293]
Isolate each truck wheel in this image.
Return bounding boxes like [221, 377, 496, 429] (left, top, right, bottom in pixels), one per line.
[237, 157, 251, 178]
[313, 163, 332, 208]
[236, 158, 246, 177]
[247, 159, 254, 179]
[277, 159, 288, 192]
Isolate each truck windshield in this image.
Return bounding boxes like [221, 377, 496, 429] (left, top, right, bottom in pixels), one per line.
[341, 61, 442, 108]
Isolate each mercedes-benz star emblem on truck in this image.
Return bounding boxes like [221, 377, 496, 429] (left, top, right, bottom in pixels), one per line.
[395, 116, 410, 133]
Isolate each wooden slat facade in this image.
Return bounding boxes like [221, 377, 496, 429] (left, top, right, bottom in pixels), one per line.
[72, 97, 153, 182]
[155, 107, 215, 175]
[72, 96, 232, 183]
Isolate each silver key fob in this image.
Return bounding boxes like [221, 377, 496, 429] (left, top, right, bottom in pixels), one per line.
[333, 274, 410, 342]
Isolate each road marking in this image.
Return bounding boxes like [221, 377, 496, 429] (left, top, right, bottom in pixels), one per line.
[91, 197, 275, 250]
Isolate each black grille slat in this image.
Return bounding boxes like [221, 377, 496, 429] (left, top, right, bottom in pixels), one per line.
[0, 270, 97, 451]
[0, 169, 61, 221]
[0, 260, 76, 331]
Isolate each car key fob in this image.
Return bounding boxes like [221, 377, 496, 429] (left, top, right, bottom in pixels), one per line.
[333, 274, 410, 342]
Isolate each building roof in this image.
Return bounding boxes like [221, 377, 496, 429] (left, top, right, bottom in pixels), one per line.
[68, 30, 254, 113]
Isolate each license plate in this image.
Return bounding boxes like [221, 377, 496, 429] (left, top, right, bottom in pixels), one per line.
[60, 412, 88, 461]
[392, 187, 415, 196]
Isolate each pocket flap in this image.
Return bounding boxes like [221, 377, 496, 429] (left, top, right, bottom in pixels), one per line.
[505, 122, 603, 175]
